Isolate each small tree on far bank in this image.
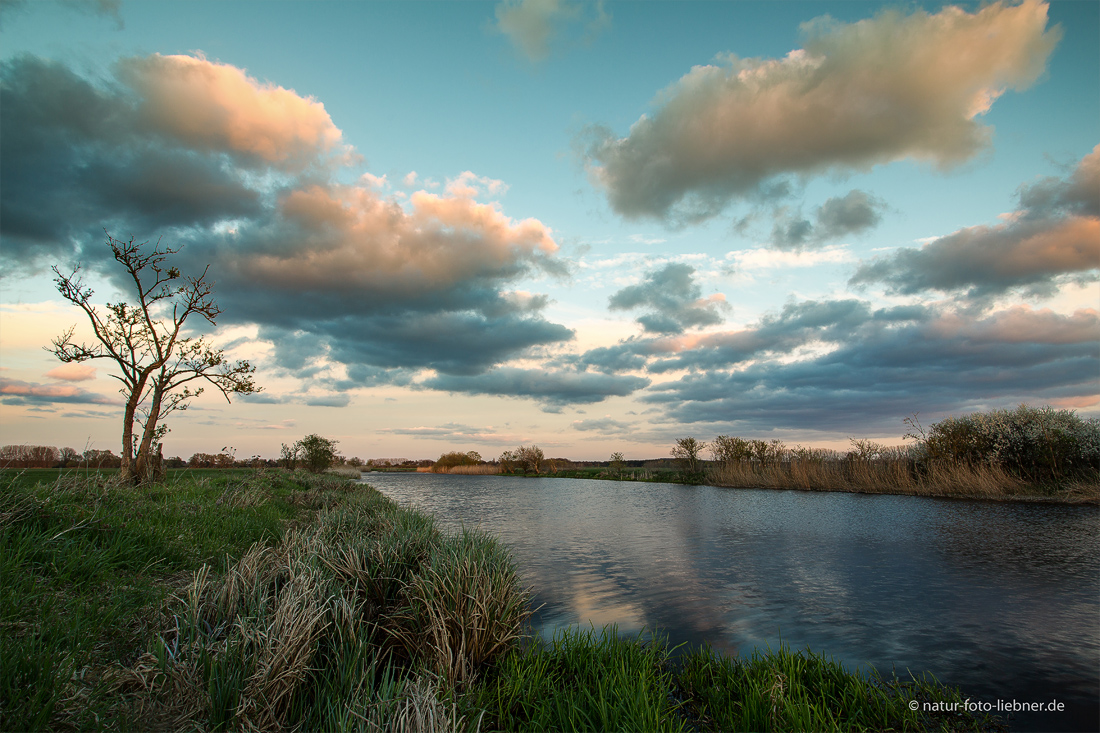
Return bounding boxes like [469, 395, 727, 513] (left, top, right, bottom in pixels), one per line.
[672, 437, 706, 476]
[517, 445, 545, 474]
[292, 434, 339, 473]
[610, 451, 625, 479]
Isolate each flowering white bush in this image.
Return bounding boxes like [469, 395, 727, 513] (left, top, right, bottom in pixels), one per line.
[913, 405, 1100, 480]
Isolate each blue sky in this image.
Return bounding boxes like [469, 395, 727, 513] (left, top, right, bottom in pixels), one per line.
[1, 0, 1097, 461]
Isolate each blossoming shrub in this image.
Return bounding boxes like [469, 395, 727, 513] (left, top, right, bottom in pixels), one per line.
[914, 405, 1100, 481]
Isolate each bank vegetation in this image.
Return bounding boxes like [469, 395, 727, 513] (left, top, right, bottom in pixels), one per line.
[704, 406, 1099, 501]
[2, 468, 1002, 731]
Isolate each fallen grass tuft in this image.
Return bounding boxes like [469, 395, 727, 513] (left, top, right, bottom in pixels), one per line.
[107, 485, 529, 730]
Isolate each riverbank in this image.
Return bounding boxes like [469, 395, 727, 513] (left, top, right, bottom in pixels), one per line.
[2, 468, 1004, 730]
[427, 462, 1100, 504]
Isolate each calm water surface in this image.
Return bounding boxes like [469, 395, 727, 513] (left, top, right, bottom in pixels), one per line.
[364, 473, 1099, 732]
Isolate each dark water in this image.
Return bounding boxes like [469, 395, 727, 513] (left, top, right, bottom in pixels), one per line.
[364, 473, 1100, 732]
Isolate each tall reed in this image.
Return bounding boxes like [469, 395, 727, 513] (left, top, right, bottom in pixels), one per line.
[428, 464, 501, 475]
[707, 458, 1051, 499]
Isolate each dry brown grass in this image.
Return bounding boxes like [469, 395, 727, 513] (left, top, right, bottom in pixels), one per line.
[389, 532, 531, 687]
[429, 464, 501, 475]
[325, 466, 364, 479]
[706, 459, 1052, 500]
[110, 490, 527, 729]
[356, 674, 475, 733]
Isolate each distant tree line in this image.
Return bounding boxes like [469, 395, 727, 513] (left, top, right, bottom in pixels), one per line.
[1, 445, 121, 469]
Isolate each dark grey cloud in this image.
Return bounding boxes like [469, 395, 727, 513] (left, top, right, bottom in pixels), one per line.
[0, 56, 265, 260]
[648, 299, 929, 374]
[320, 312, 574, 377]
[1017, 145, 1100, 219]
[772, 190, 887, 250]
[572, 341, 652, 374]
[850, 147, 1100, 299]
[304, 393, 351, 408]
[423, 368, 649, 407]
[643, 304, 1100, 433]
[1, 54, 576, 392]
[608, 263, 727, 334]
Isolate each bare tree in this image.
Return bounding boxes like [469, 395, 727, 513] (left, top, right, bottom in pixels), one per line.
[49, 233, 260, 484]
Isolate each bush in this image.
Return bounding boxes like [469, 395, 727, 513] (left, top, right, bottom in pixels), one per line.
[292, 434, 340, 474]
[912, 405, 1100, 481]
[433, 451, 482, 471]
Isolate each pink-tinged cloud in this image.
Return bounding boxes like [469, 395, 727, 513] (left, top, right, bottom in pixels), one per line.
[851, 145, 1100, 297]
[116, 54, 351, 170]
[584, 0, 1061, 220]
[244, 183, 560, 296]
[930, 306, 1100, 345]
[0, 377, 117, 405]
[45, 363, 97, 382]
[854, 216, 1099, 295]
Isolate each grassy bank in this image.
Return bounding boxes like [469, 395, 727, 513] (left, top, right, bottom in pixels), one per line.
[3, 468, 1003, 731]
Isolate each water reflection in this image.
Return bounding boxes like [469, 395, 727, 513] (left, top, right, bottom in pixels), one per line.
[366, 474, 1099, 732]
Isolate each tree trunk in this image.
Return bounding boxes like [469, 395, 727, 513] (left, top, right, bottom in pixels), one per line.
[132, 380, 167, 485]
[120, 395, 140, 484]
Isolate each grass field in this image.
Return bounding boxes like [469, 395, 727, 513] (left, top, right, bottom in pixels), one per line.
[2, 468, 1005, 731]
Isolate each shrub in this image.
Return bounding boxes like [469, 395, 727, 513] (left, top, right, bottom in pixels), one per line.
[433, 451, 481, 471]
[912, 405, 1100, 481]
[294, 434, 340, 474]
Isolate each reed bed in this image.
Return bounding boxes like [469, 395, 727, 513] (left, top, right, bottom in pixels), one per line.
[427, 464, 502, 475]
[703, 458, 1098, 500]
[325, 465, 366, 479]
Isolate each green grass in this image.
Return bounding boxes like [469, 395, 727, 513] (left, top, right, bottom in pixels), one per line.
[676, 643, 1005, 732]
[466, 631, 1005, 733]
[466, 625, 687, 732]
[2, 467, 1006, 732]
[0, 467, 355, 730]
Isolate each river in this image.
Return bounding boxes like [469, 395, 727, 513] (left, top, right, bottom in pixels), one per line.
[362, 473, 1099, 732]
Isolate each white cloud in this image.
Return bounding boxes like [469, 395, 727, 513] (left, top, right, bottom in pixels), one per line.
[727, 245, 854, 271]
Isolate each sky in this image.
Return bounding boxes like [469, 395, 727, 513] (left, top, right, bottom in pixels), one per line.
[0, 0, 1097, 462]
